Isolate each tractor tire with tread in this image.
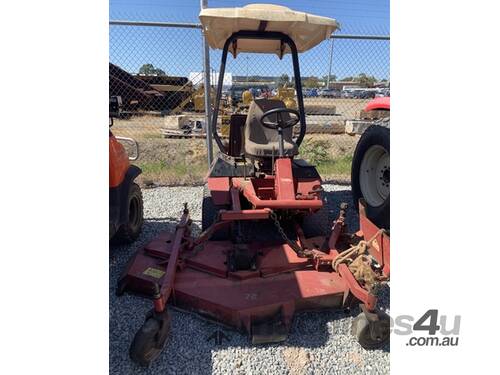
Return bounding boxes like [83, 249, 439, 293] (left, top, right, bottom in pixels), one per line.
[201, 184, 230, 240]
[351, 124, 390, 229]
[111, 182, 144, 244]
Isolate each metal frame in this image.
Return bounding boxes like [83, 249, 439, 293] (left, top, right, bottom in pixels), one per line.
[200, 0, 213, 166]
[210, 30, 308, 154]
[109, 20, 202, 29]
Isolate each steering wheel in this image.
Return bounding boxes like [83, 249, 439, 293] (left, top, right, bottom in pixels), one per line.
[260, 107, 300, 130]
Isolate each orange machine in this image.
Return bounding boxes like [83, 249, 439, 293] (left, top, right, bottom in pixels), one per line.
[109, 99, 143, 243]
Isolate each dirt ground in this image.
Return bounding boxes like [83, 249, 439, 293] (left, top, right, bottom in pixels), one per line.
[112, 98, 366, 186]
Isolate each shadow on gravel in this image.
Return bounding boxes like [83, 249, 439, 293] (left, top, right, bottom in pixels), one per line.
[323, 189, 360, 232]
[109, 189, 389, 375]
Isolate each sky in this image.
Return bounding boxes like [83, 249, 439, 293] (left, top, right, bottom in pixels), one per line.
[109, 0, 389, 81]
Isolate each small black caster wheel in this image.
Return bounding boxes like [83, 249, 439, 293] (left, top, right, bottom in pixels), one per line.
[351, 310, 390, 350]
[130, 310, 171, 366]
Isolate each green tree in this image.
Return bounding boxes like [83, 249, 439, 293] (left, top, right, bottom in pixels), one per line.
[138, 63, 166, 76]
[303, 76, 319, 88]
[322, 74, 337, 82]
[277, 73, 290, 86]
[340, 73, 378, 87]
[357, 73, 377, 87]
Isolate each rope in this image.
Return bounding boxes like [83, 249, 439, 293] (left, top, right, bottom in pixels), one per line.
[332, 229, 386, 292]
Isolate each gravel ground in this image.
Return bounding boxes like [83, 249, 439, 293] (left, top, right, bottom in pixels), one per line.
[110, 184, 389, 375]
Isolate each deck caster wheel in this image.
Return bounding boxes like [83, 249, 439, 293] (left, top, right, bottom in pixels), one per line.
[351, 310, 390, 350]
[130, 310, 171, 366]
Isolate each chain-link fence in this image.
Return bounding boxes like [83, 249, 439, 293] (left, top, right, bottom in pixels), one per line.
[109, 19, 389, 186]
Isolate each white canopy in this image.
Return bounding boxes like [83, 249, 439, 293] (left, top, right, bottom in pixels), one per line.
[199, 4, 339, 57]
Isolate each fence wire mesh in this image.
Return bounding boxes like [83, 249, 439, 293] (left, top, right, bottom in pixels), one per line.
[109, 20, 389, 186]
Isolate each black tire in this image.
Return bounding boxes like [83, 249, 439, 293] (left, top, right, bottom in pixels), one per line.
[351, 311, 390, 350]
[130, 315, 170, 366]
[111, 182, 144, 244]
[201, 184, 230, 241]
[351, 124, 390, 229]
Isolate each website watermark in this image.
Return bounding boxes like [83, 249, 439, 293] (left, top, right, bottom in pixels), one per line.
[391, 309, 461, 347]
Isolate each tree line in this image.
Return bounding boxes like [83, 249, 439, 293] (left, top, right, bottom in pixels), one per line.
[136, 64, 388, 88]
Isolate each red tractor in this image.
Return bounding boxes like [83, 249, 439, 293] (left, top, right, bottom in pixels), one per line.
[109, 97, 144, 244]
[117, 5, 390, 366]
[352, 97, 390, 229]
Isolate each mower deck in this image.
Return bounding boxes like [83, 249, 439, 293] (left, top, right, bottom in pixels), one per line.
[118, 207, 388, 344]
[120, 232, 349, 341]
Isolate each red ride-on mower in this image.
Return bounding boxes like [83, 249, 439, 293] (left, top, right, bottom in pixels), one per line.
[117, 4, 390, 366]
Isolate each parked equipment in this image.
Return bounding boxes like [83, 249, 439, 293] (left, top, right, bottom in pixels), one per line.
[109, 63, 191, 114]
[272, 86, 297, 109]
[118, 4, 390, 366]
[109, 98, 144, 243]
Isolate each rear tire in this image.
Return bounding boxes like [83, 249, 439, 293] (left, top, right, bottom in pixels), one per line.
[111, 182, 144, 244]
[201, 184, 230, 240]
[351, 124, 390, 229]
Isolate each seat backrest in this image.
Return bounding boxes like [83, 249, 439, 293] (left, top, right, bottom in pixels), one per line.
[228, 114, 247, 156]
[243, 99, 297, 157]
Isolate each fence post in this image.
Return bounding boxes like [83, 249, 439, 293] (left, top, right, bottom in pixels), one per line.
[326, 37, 334, 89]
[201, 0, 213, 167]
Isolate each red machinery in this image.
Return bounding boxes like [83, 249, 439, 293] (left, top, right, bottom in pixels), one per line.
[117, 5, 390, 366]
[109, 97, 143, 244]
[364, 96, 390, 112]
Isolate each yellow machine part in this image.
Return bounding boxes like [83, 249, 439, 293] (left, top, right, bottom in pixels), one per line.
[282, 97, 297, 109]
[193, 95, 205, 112]
[272, 87, 297, 109]
[220, 115, 230, 137]
[242, 90, 254, 105]
[193, 85, 216, 112]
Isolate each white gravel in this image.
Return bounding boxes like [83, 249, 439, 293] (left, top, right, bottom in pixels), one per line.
[109, 184, 389, 374]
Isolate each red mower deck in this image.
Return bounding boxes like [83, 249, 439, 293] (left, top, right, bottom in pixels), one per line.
[118, 202, 390, 347]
